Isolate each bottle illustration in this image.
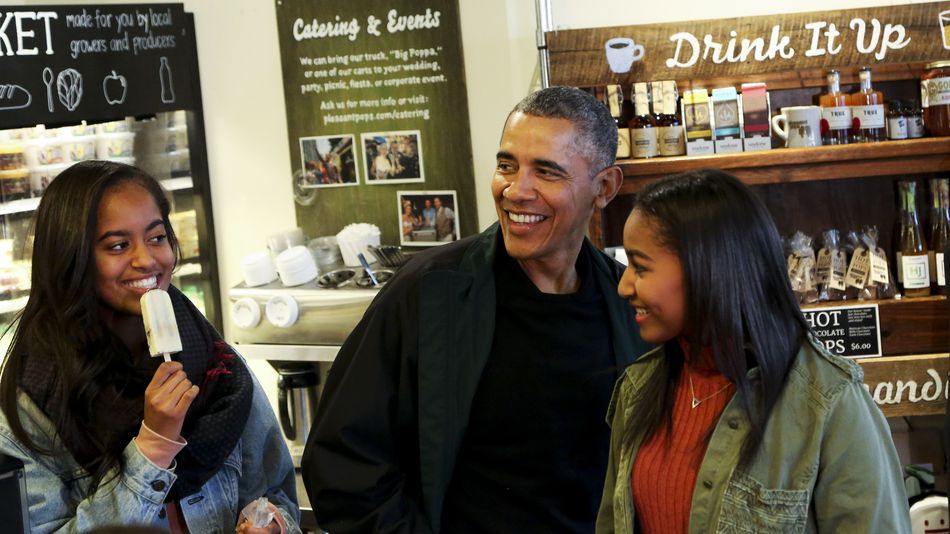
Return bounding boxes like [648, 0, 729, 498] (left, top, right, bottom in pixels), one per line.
[160, 57, 175, 104]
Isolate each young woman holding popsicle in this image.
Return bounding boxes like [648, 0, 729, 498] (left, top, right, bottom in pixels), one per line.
[0, 161, 300, 533]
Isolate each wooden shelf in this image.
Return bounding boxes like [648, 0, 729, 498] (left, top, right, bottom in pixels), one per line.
[616, 137, 950, 194]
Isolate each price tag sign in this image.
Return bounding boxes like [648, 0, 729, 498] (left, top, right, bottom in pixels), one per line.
[801, 304, 882, 358]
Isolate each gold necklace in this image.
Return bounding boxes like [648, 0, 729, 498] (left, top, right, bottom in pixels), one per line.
[685, 364, 733, 409]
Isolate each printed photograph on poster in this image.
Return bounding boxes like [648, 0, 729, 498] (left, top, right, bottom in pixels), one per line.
[298, 134, 359, 188]
[362, 130, 424, 184]
[397, 190, 458, 246]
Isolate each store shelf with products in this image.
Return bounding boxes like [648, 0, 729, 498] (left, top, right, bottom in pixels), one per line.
[160, 176, 194, 192]
[612, 137, 950, 195]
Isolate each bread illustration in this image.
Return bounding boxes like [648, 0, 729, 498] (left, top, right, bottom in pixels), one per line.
[0, 84, 31, 111]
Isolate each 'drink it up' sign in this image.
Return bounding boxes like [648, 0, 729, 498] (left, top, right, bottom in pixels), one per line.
[0, 4, 193, 127]
[547, 1, 950, 87]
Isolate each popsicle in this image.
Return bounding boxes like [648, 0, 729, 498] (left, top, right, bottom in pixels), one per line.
[141, 288, 182, 362]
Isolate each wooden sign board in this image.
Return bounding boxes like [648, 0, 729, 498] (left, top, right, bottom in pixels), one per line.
[859, 353, 950, 417]
[547, 1, 950, 88]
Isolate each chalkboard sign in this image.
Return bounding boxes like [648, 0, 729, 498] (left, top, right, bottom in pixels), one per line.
[274, 0, 478, 248]
[803, 303, 882, 358]
[0, 3, 195, 128]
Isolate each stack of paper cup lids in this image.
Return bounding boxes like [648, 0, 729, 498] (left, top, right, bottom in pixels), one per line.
[240, 250, 278, 287]
[336, 223, 380, 267]
[275, 246, 319, 286]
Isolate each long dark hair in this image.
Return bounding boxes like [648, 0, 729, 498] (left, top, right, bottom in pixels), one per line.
[624, 169, 809, 466]
[0, 160, 179, 492]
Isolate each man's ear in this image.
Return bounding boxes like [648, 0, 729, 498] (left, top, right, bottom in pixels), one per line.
[593, 165, 623, 209]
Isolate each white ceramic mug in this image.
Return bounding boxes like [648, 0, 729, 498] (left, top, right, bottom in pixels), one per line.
[771, 106, 822, 148]
[605, 37, 645, 73]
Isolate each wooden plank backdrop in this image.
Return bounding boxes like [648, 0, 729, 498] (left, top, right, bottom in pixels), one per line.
[859, 353, 950, 417]
[547, 1, 950, 88]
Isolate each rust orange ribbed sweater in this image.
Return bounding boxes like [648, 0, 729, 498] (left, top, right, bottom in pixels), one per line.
[631, 346, 734, 534]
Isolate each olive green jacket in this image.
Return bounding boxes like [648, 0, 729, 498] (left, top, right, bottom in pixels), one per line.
[597, 336, 911, 534]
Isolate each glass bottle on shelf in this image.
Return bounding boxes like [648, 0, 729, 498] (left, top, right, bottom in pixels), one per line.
[898, 180, 931, 297]
[819, 69, 851, 145]
[650, 81, 664, 124]
[656, 80, 686, 156]
[930, 178, 950, 294]
[886, 100, 908, 140]
[629, 82, 658, 159]
[850, 66, 886, 142]
[907, 99, 925, 139]
[606, 85, 631, 159]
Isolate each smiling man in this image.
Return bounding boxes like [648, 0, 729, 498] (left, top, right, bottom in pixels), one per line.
[302, 87, 652, 534]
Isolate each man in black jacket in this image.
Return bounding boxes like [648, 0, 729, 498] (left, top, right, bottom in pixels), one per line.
[302, 87, 652, 533]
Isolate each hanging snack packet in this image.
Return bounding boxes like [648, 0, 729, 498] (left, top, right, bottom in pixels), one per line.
[816, 229, 847, 301]
[862, 225, 897, 299]
[845, 230, 873, 301]
[788, 231, 819, 304]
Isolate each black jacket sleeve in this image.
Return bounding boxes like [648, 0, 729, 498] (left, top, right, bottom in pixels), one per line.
[300, 272, 433, 534]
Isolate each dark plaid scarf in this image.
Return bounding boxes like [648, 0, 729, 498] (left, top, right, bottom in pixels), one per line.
[21, 285, 253, 500]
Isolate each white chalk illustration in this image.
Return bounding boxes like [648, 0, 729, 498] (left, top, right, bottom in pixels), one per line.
[103, 71, 128, 105]
[160, 57, 175, 104]
[42, 68, 53, 112]
[605, 37, 645, 74]
[57, 68, 83, 112]
[0, 84, 32, 111]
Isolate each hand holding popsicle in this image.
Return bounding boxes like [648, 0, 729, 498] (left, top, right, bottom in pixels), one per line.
[141, 289, 182, 362]
[143, 361, 198, 442]
[140, 289, 195, 442]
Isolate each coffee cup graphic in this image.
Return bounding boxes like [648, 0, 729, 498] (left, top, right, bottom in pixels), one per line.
[605, 37, 645, 73]
[940, 10, 950, 50]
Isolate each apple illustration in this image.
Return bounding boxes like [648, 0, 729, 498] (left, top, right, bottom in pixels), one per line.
[103, 71, 127, 105]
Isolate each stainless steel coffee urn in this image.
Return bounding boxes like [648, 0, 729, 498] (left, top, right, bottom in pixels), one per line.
[271, 362, 319, 467]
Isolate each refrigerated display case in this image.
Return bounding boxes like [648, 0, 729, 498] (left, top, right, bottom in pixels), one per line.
[0, 4, 221, 332]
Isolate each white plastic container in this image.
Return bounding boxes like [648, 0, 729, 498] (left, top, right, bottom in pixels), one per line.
[29, 163, 68, 197]
[275, 246, 318, 286]
[240, 250, 278, 287]
[95, 118, 132, 135]
[63, 135, 96, 162]
[96, 132, 135, 159]
[69, 121, 96, 137]
[37, 138, 65, 165]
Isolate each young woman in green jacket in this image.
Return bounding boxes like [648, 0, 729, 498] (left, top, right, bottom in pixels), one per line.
[597, 169, 910, 533]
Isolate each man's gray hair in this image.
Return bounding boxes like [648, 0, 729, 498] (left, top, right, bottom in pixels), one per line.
[511, 86, 617, 173]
